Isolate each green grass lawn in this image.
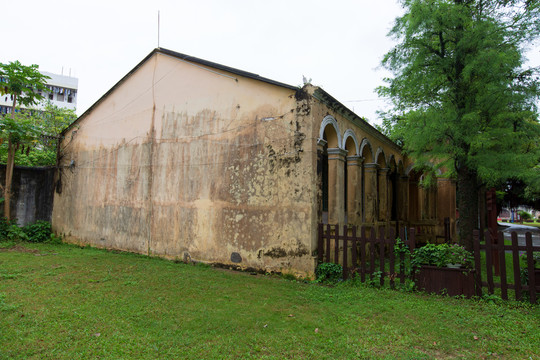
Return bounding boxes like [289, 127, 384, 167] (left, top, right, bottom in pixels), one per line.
[1, 242, 539, 359]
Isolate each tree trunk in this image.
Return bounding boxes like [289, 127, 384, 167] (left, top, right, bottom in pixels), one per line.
[456, 165, 478, 251]
[3, 138, 15, 220]
[4, 95, 17, 221]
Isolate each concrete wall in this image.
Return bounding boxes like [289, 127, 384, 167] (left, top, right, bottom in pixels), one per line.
[0, 165, 55, 226]
[53, 52, 317, 276]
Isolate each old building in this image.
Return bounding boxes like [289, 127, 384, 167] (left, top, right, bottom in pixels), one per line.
[52, 48, 455, 275]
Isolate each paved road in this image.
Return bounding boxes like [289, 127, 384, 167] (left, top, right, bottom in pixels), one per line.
[499, 223, 540, 247]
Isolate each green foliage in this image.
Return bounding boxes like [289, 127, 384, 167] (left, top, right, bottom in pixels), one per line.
[22, 220, 52, 243]
[315, 262, 343, 283]
[393, 237, 409, 255]
[412, 243, 447, 267]
[0, 61, 49, 108]
[394, 237, 413, 277]
[281, 272, 298, 281]
[412, 243, 473, 268]
[366, 270, 384, 288]
[520, 251, 540, 269]
[445, 243, 474, 267]
[0, 103, 76, 166]
[0, 218, 58, 243]
[0, 217, 28, 242]
[378, 0, 540, 246]
[518, 210, 532, 220]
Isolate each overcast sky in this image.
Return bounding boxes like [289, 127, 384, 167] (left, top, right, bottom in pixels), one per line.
[2, 1, 539, 125]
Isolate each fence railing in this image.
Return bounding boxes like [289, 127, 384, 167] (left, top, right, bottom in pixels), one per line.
[318, 223, 539, 304]
[473, 229, 539, 303]
[317, 224, 417, 287]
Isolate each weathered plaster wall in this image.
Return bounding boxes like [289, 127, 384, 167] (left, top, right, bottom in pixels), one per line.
[53, 52, 317, 275]
[0, 165, 55, 226]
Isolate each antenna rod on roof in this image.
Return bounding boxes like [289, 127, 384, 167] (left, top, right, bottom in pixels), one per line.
[157, 10, 160, 48]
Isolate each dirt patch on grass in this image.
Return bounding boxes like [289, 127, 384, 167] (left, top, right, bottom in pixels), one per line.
[0, 244, 40, 254]
[0, 244, 58, 257]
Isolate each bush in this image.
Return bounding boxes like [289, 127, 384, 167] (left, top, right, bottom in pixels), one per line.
[22, 220, 52, 243]
[411, 243, 473, 268]
[518, 210, 532, 220]
[0, 218, 28, 242]
[315, 262, 343, 283]
[0, 218, 58, 243]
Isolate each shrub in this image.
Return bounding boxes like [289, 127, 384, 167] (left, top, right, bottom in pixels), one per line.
[0, 218, 58, 243]
[315, 262, 343, 283]
[0, 218, 28, 242]
[411, 243, 473, 268]
[23, 220, 52, 243]
[518, 210, 532, 220]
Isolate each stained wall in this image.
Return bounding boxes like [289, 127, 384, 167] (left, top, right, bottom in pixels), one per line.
[53, 52, 318, 275]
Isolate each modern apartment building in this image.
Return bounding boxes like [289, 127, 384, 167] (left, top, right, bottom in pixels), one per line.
[0, 71, 78, 114]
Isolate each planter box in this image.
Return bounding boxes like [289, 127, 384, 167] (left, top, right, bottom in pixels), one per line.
[415, 265, 475, 297]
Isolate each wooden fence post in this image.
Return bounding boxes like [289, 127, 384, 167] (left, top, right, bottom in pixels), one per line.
[325, 224, 332, 263]
[333, 225, 340, 265]
[525, 233, 537, 304]
[399, 227, 406, 284]
[497, 231, 508, 300]
[369, 227, 376, 275]
[473, 230, 483, 297]
[511, 232, 522, 301]
[342, 225, 349, 280]
[485, 230, 495, 295]
[351, 226, 357, 278]
[388, 227, 396, 289]
[360, 226, 366, 283]
[378, 227, 385, 287]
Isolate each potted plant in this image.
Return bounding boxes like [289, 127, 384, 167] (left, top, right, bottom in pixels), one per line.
[445, 244, 474, 268]
[412, 243, 475, 297]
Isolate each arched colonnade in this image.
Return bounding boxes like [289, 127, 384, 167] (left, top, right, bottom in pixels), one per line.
[317, 115, 437, 228]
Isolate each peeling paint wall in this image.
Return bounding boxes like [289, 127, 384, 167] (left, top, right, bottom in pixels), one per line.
[53, 53, 318, 275]
[0, 165, 55, 226]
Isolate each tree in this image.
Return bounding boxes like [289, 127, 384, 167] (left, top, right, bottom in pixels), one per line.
[378, 0, 540, 249]
[0, 61, 50, 220]
[0, 103, 77, 167]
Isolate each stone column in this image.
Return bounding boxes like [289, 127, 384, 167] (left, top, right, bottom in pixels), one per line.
[346, 155, 363, 225]
[399, 175, 409, 222]
[378, 167, 390, 221]
[327, 148, 347, 225]
[363, 163, 379, 223]
[316, 139, 327, 222]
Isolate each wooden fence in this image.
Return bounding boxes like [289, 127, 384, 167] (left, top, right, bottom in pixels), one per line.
[473, 229, 539, 303]
[317, 224, 417, 287]
[318, 223, 539, 304]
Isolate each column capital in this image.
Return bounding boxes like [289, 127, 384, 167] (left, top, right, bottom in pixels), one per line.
[327, 148, 347, 161]
[346, 155, 363, 166]
[364, 162, 379, 170]
[379, 167, 390, 175]
[317, 138, 328, 148]
[317, 139, 328, 152]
